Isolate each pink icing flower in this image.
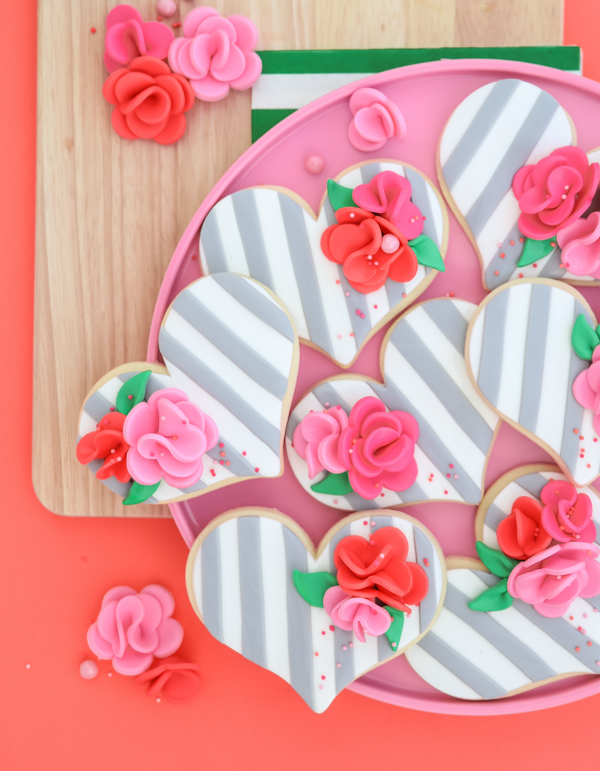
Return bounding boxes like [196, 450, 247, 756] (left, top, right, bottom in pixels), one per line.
[352, 171, 424, 240]
[104, 5, 175, 74]
[348, 88, 406, 152]
[292, 406, 349, 479]
[87, 585, 184, 675]
[541, 479, 596, 543]
[573, 346, 600, 435]
[512, 146, 599, 239]
[168, 7, 262, 102]
[323, 586, 391, 643]
[507, 542, 600, 618]
[557, 212, 600, 277]
[123, 388, 218, 488]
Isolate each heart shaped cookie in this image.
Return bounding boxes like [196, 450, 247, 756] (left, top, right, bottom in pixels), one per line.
[77, 273, 298, 505]
[466, 278, 600, 487]
[199, 160, 448, 367]
[405, 465, 600, 701]
[287, 297, 499, 510]
[186, 508, 445, 712]
[439, 78, 600, 289]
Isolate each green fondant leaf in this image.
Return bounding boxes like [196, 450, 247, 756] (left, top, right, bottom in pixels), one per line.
[468, 577, 513, 612]
[475, 541, 520, 578]
[116, 370, 152, 415]
[572, 314, 600, 361]
[327, 179, 358, 211]
[384, 606, 405, 651]
[123, 480, 161, 506]
[310, 471, 353, 496]
[516, 235, 556, 267]
[292, 570, 338, 607]
[408, 234, 445, 272]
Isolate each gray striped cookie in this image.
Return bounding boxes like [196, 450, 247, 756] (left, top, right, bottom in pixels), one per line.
[439, 78, 600, 289]
[466, 278, 600, 487]
[77, 273, 298, 505]
[287, 297, 499, 510]
[199, 160, 448, 367]
[187, 509, 445, 713]
[405, 465, 600, 701]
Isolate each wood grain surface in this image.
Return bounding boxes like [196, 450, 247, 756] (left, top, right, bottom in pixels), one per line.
[33, 0, 563, 517]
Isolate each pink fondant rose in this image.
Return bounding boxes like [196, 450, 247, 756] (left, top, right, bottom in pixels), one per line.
[87, 585, 184, 675]
[573, 346, 600, 435]
[507, 542, 600, 618]
[513, 146, 599, 239]
[168, 6, 262, 102]
[541, 479, 596, 544]
[292, 406, 349, 479]
[323, 586, 391, 642]
[123, 388, 218, 488]
[104, 4, 175, 73]
[76, 411, 130, 483]
[348, 88, 406, 152]
[557, 212, 600, 277]
[352, 171, 424, 240]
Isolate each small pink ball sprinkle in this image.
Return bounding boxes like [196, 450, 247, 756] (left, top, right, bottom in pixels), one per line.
[80, 660, 98, 680]
[345, 291, 350, 296]
[584, 613, 588, 618]
[319, 684, 324, 690]
[342, 645, 347, 651]
[381, 234, 400, 254]
[349, 643, 354, 648]
[336, 663, 341, 668]
[315, 652, 319, 656]
[156, 0, 177, 17]
[371, 521, 376, 527]
[363, 521, 368, 525]
[329, 625, 335, 632]
[305, 154, 325, 174]
[321, 631, 326, 636]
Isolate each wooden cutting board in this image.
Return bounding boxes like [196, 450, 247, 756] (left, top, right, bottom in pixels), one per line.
[33, 0, 562, 517]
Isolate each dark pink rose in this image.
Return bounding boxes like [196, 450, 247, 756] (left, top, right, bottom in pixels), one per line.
[573, 346, 600, 435]
[352, 171, 424, 240]
[104, 5, 175, 73]
[557, 212, 600, 277]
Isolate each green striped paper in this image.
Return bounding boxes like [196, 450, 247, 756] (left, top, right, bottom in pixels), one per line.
[251, 46, 582, 142]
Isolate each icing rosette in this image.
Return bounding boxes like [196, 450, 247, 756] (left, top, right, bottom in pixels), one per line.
[496, 496, 551, 559]
[540, 479, 596, 543]
[168, 6, 262, 102]
[76, 411, 130, 483]
[558, 212, 600, 277]
[323, 586, 391, 643]
[87, 585, 184, 675]
[104, 4, 175, 73]
[348, 87, 406, 152]
[123, 387, 218, 489]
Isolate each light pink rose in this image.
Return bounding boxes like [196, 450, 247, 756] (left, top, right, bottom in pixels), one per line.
[348, 88, 406, 152]
[573, 346, 600, 436]
[540, 479, 596, 544]
[87, 585, 184, 675]
[123, 388, 218, 488]
[292, 406, 349, 479]
[557, 212, 600, 277]
[507, 542, 600, 618]
[104, 5, 175, 73]
[168, 6, 262, 102]
[323, 586, 392, 643]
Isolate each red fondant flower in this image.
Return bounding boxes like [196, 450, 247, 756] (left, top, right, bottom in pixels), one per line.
[496, 496, 552, 559]
[333, 527, 428, 612]
[321, 207, 418, 293]
[76, 412, 130, 483]
[136, 655, 201, 704]
[540, 479, 596, 544]
[103, 57, 195, 145]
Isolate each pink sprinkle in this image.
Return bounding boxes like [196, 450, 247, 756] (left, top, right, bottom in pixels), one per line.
[371, 521, 376, 527]
[333, 499, 338, 505]
[444, 490, 448, 495]
[374, 304, 378, 309]
[402, 293, 407, 298]
[321, 631, 326, 636]
[336, 279, 341, 285]
[449, 464, 454, 469]
[363, 520, 368, 525]
[242, 451, 247, 456]
[321, 675, 326, 680]
[90, 27, 97, 34]
[342, 645, 347, 651]
[454, 474, 458, 479]
[391, 642, 397, 648]
[346, 292, 350, 296]
[355, 309, 361, 316]
[360, 313, 365, 319]
[319, 684, 324, 690]
[315, 652, 319, 657]
[349, 643, 354, 648]
[336, 663, 341, 668]
[447, 473, 451, 478]
[584, 613, 588, 619]
[254, 467, 260, 473]
[127, 394, 133, 400]
[329, 625, 335, 632]
[338, 334, 342, 339]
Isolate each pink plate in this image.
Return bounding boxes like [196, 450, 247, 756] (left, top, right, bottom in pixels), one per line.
[148, 59, 600, 714]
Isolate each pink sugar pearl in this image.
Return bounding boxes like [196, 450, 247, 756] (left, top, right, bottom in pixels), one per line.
[381, 234, 400, 253]
[156, 0, 177, 17]
[80, 660, 99, 680]
[305, 154, 325, 174]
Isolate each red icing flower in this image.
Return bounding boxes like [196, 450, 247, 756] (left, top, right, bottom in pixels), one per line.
[76, 412, 130, 483]
[103, 57, 195, 145]
[136, 655, 201, 704]
[321, 207, 418, 293]
[334, 527, 428, 612]
[496, 497, 552, 559]
[540, 479, 596, 544]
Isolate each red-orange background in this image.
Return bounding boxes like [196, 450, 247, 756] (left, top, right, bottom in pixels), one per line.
[2, 3, 598, 769]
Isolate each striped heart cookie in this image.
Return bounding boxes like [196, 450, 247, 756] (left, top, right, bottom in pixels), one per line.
[199, 160, 448, 367]
[186, 508, 445, 713]
[439, 78, 600, 290]
[76, 273, 298, 505]
[405, 465, 600, 701]
[287, 297, 499, 510]
[466, 278, 600, 487]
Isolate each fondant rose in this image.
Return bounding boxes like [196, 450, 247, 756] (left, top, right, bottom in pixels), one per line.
[540, 479, 596, 544]
[323, 586, 391, 642]
[103, 57, 195, 145]
[557, 212, 600, 277]
[321, 208, 418, 293]
[352, 171, 424, 240]
[513, 146, 600, 239]
[168, 6, 262, 102]
[496, 496, 552, 559]
[348, 87, 406, 152]
[292, 406, 349, 479]
[104, 4, 175, 73]
[76, 412, 130, 483]
[136, 655, 202, 704]
[573, 346, 600, 435]
[334, 527, 428, 612]
[507, 542, 600, 618]
[87, 585, 184, 675]
[123, 388, 218, 488]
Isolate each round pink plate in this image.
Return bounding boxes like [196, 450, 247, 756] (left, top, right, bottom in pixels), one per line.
[148, 60, 600, 714]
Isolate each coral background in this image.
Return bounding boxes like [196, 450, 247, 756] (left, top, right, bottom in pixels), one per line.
[1, 1, 598, 768]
